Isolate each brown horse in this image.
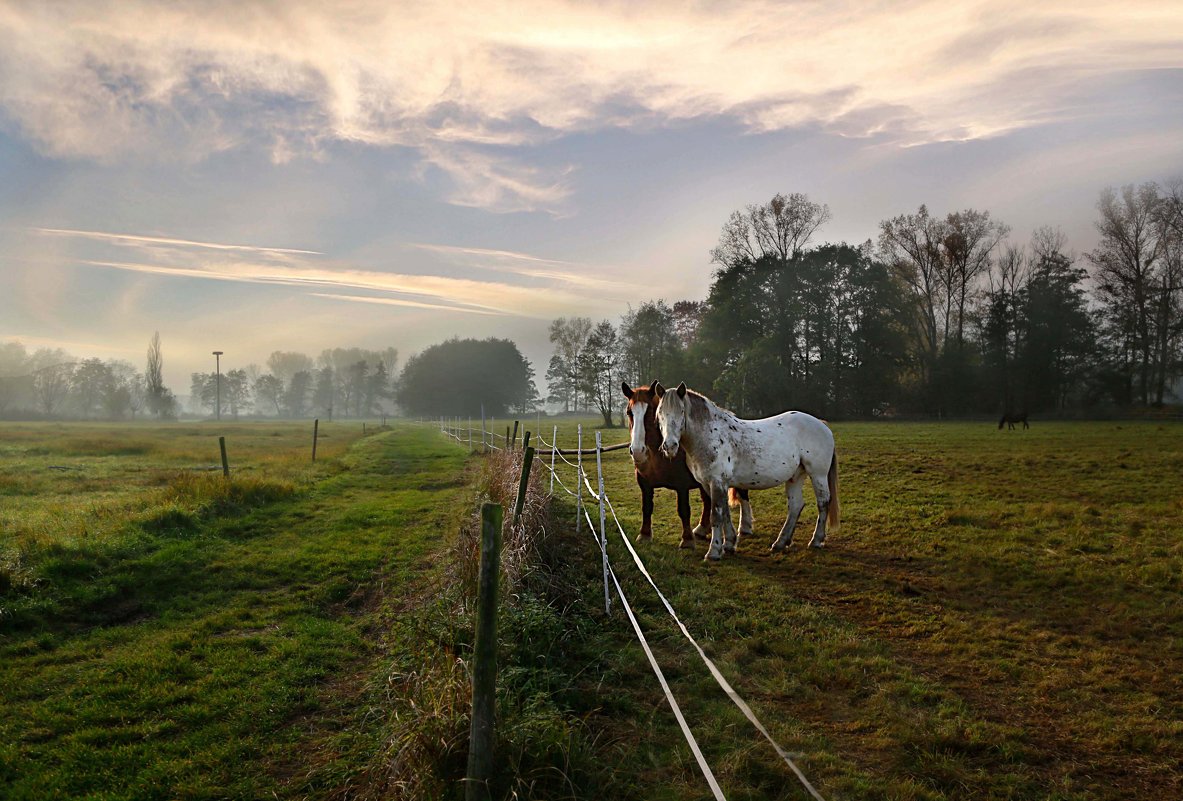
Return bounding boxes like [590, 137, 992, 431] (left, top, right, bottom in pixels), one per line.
[999, 410, 1029, 430]
[622, 381, 750, 547]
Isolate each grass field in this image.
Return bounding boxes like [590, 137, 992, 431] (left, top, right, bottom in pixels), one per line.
[528, 418, 1183, 801]
[2, 418, 1181, 800]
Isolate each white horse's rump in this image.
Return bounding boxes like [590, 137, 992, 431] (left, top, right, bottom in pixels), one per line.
[655, 382, 839, 561]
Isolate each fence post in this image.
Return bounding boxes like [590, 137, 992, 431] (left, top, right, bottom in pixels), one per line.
[514, 440, 535, 525]
[468, 418, 473, 452]
[595, 431, 610, 615]
[505, 426, 510, 451]
[575, 424, 583, 534]
[511, 420, 519, 451]
[549, 425, 557, 495]
[481, 405, 486, 453]
[312, 418, 319, 463]
[466, 503, 503, 801]
[219, 436, 229, 478]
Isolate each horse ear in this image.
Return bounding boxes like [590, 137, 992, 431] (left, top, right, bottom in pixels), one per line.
[649, 378, 659, 390]
[621, 382, 633, 399]
[653, 381, 665, 398]
[676, 381, 687, 398]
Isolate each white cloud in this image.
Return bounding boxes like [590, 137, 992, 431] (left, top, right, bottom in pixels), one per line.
[2, 1, 1180, 214]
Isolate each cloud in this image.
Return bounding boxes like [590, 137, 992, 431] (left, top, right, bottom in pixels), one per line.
[33, 227, 322, 255]
[2, 1, 1180, 214]
[36, 223, 635, 318]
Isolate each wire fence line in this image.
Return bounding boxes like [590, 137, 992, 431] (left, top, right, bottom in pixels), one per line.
[432, 417, 827, 801]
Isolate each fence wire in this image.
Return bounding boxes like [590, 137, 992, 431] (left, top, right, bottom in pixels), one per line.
[435, 420, 827, 801]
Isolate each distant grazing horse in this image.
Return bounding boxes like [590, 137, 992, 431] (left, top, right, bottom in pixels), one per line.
[623, 381, 752, 548]
[655, 382, 838, 562]
[999, 410, 1029, 430]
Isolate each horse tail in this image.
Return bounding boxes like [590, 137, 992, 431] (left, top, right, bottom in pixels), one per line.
[827, 450, 840, 533]
[728, 487, 741, 508]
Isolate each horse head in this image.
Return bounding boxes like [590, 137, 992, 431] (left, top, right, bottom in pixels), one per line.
[655, 381, 688, 459]
[621, 379, 662, 466]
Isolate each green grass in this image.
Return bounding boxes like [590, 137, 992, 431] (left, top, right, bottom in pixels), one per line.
[527, 418, 1183, 801]
[0, 421, 473, 799]
[3, 418, 1181, 800]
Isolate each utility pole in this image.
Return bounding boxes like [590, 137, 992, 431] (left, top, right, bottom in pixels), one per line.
[212, 351, 223, 421]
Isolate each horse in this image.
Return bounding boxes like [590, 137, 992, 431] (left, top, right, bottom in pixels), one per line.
[622, 381, 753, 548]
[654, 382, 838, 562]
[999, 410, 1029, 430]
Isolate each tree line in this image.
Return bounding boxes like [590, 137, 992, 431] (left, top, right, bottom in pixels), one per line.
[549, 184, 1183, 420]
[0, 336, 400, 421]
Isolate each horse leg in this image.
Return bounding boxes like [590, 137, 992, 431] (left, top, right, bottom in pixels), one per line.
[807, 465, 833, 548]
[722, 496, 740, 555]
[676, 487, 695, 549]
[637, 479, 654, 541]
[737, 489, 754, 538]
[770, 473, 805, 552]
[692, 487, 711, 540]
[705, 483, 729, 562]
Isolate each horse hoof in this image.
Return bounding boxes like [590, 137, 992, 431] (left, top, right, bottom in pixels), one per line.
[678, 539, 694, 550]
[704, 552, 722, 562]
[808, 541, 825, 549]
[691, 525, 709, 540]
[724, 545, 736, 554]
[739, 530, 753, 538]
[770, 543, 787, 553]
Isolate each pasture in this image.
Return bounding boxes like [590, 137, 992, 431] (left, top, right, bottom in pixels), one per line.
[532, 417, 1183, 800]
[1, 418, 1180, 800]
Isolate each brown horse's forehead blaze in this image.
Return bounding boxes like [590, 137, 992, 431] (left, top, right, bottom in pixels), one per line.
[626, 387, 658, 408]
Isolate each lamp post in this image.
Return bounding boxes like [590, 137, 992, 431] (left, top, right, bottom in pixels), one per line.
[212, 351, 223, 421]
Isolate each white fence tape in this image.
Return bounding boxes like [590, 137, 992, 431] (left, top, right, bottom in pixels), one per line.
[435, 421, 826, 801]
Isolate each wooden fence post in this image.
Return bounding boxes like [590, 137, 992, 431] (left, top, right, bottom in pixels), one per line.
[219, 436, 229, 478]
[595, 431, 610, 615]
[511, 420, 519, 451]
[468, 418, 473, 452]
[466, 503, 503, 801]
[505, 426, 510, 451]
[481, 405, 486, 452]
[513, 441, 535, 525]
[312, 419, 319, 463]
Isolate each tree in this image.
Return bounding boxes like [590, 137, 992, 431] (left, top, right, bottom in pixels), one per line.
[253, 374, 284, 416]
[942, 209, 1010, 349]
[145, 332, 175, 419]
[547, 317, 592, 412]
[29, 349, 74, 416]
[1088, 184, 1165, 405]
[286, 370, 313, 417]
[711, 193, 832, 267]
[0, 341, 30, 414]
[578, 320, 622, 426]
[224, 369, 251, 418]
[396, 338, 535, 417]
[878, 205, 948, 374]
[70, 358, 110, 418]
[266, 351, 314, 387]
[619, 301, 678, 385]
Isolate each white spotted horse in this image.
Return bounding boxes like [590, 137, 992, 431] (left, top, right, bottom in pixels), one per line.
[655, 382, 839, 562]
[623, 381, 752, 548]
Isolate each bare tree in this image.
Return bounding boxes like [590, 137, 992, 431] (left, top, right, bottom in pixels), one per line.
[878, 205, 948, 368]
[711, 192, 831, 266]
[1088, 184, 1163, 405]
[942, 209, 1010, 348]
[1151, 179, 1183, 403]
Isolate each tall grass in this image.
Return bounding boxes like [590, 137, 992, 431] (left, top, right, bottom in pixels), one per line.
[355, 447, 607, 800]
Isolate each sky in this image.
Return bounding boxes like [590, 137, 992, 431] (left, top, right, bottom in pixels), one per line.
[2, 0, 1182, 390]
